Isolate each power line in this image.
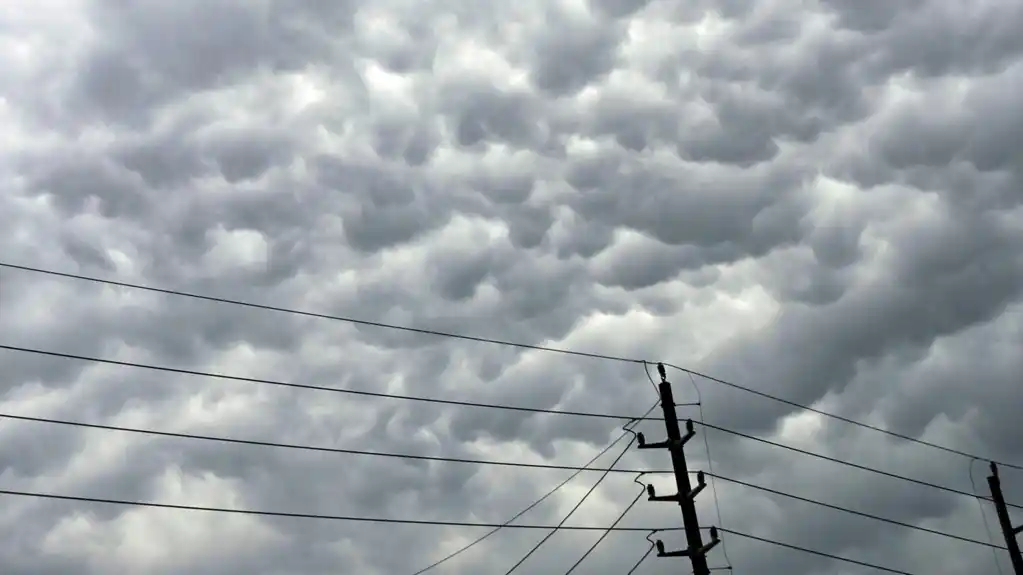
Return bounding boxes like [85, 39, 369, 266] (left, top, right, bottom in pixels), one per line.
[6, 405, 677, 570]
[716, 527, 916, 574]
[0, 412, 670, 476]
[5, 264, 1014, 569]
[665, 363, 1023, 472]
[683, 370, 734, 570]
[410, 407, 657, 575]
[642, 361, 661, 397]
[564, 488, 645, 574]
[0, 262, 643, 365]
[707, 472, 1006, 550]
[695, 420, 1023, 510]
[503, 425, 644, 574]
[7, 409, 993, 550]
[5, 262, 1019, 472]
[10, 347, 1012, 509]
[8, 348, 1019, 528]
[1, 432, 945, 572]
[0, 345, 673, 422]
[627, 539, 656, 575]
[0, 488, 680, 532]
[32, 342, 1003, 533]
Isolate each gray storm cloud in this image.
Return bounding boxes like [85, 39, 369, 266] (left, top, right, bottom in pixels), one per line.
[1, 0, 1022, 574]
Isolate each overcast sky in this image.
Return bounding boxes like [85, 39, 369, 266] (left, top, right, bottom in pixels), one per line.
[2, 0, 1022, 573]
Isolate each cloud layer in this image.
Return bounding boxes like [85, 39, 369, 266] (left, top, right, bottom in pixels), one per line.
[2, 0, 1022, 573]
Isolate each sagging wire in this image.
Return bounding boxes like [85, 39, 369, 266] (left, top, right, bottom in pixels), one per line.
[622, 418, 642, 444]
[684, 370, 733, 571]
[625, 531, 659, 574]
[410, 403, 655, 575]
[562, 472, 651, 574]
[502, 404, 658, 574]
[642, 360, 661, 398]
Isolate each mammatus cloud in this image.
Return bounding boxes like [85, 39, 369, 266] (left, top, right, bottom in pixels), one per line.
[2, 0, 1022, 573]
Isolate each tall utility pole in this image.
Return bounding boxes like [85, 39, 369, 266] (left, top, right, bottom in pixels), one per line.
[989, 462, 1023, 574]
[638, 363, 718, 575]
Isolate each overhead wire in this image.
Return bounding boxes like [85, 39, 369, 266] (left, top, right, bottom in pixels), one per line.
[665, 363, 1023, 472]
[3, 409, 1000, 550]
[683, 370, 734, 570]
[716, 527, 916, 575]
[0, 262, 643, 365]
[0, 484, 963, 574]
[0, 412, 669, 476]
[705, 472, 1006, 550]
[501, 410, 653, 575]
[694, 419, 1023, 510]
[4, 264, 1018, 572]
[0, 345, 679, 421]
[0, 488, 680, 532]
[4, 350, 1015, 544]
[3, 349, 1017, 541]
[4, 261, 1019, 472]
[409, 402, 659, 575]
[626, 534, 657, 575]
[642, 361, 660, 397]
[39, 324, 1009, 499]
[563, 473, 648, 574]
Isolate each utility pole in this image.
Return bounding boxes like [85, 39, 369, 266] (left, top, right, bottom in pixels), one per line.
[989, 462, 1023, 574]
[638, 363, 719, 575]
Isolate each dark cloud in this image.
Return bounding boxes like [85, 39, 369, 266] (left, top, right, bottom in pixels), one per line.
[528, 7, 625, 96]
[2, 0, 1023, 574]
[65, 0, 358, 126]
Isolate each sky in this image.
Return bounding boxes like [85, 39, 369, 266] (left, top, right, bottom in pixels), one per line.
[1, 0, 1022, 573]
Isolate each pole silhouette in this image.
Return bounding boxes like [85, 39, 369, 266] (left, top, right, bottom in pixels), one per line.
[989, 462, 1023, 574]
[638, 363, 718, 574]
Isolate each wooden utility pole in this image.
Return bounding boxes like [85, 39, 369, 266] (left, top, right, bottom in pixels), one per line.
[989, 462, 1023, 574]
[638, 363, 719, 574]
